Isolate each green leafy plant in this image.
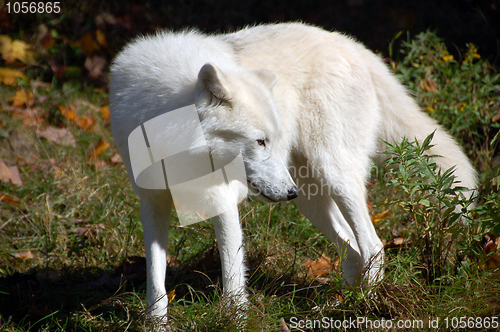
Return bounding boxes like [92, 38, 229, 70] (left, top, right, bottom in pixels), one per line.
[382, 132, 474, 285]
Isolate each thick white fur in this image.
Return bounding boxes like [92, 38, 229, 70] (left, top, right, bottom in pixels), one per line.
[110, 23, 477, 321]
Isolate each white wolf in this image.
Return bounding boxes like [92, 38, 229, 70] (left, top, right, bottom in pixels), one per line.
[110, 23, 476, 321]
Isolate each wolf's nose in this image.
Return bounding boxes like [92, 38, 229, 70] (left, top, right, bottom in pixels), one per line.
[287, 186, 299, 200]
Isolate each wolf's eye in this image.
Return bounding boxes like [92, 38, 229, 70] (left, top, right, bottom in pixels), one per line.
[256, 139, 266, 147]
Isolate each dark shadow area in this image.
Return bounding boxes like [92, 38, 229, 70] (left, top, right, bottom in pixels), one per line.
[0, 248, 226, 330]
[2, 0, 499, 63]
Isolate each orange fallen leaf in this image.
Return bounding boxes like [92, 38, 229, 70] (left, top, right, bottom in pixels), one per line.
[302, 253, 338, 278]
[58, 104, 95, 130]
[88, 139, 110, 162]
[0, 67, 26, 85]
[37, 126, 76, 146]
[0, 192, 20, 204]
[9, 90, 34, 108]
[76, 113, 95, 130]
[100, 105, 110, 123]
[10, 250, 35, 260]
[0, 159, 23, 186]
[371, 209, 391, 223]
[58, 104, 76, 121]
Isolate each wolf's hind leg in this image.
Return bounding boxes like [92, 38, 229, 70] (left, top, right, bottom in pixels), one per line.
[294, 176, 364, 286]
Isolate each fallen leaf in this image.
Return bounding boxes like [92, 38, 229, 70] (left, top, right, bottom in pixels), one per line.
[95, 29, 107, 47]
[483, 235, 500, 270]
[75, 113, 95, 130]
[492, 112, 500, 123]
[90, 159, 108, 170]
[48, 60, 67, 80]
[0, 159, 23, 186]
[58, 104, 76, 121]
[0, 192, 20, 204]
[58, 104, 95, 130]
[37, 126, 76, 146]
[386, 237, 407, 248]
[111, 153, 123, 164]
[0, 35, 35, 64]
[0, 67, 25, 85]
[13, 107, 45, 127]
[10, 250, 34, 260]
[278, 317, 291, 332]
[78, 32, 97, 54]
[99, 105, 110, 123]
[8, 90, 34, 107]
[95, 12, 118, 26]
[0, 35, 10, 50]
[31, 80, 51, 89]
[302, 253, 338, 278]
[168, 289, 176, 303]
[419, 76, 439, 93]
[52, 165, 64, 178]
[371, 209, 391, 223]
[68, 223, 106, 237]
[36, 24, 56, 51]
[167, 255, 180, 267]
[88, 139, 110, 162]
[84, 55, 107, 80]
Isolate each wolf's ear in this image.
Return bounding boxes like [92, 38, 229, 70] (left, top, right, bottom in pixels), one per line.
[198, 63, 231, 102]
[254, 69, 278, 90]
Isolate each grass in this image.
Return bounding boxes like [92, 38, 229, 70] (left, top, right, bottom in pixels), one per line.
[1, 31, 500, 331]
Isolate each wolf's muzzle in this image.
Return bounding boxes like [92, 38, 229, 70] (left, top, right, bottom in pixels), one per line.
[287, 186, 299, 200]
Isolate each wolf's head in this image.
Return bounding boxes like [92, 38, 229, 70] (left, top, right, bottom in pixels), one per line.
[195, 63, 298, 203]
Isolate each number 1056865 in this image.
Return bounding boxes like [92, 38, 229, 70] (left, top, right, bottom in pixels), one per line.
[6, 2, 61, 14]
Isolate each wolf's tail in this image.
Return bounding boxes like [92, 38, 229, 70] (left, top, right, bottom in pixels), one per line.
[371, 58, 477, 195]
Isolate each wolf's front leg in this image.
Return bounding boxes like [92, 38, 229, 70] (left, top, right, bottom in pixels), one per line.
[213, 207, 247, 308]
[141, 192, 172, 321]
